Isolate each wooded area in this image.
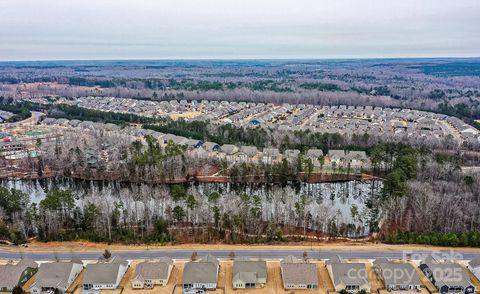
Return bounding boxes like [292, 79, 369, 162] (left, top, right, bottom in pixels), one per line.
[1, 59, 480, 246]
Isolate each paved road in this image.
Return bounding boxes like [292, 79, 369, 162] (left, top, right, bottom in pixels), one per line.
[1, 249, 479, 261]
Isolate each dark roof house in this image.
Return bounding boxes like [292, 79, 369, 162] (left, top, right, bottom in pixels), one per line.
[420, 258, 475, 294]
[0, 259, 38, 292]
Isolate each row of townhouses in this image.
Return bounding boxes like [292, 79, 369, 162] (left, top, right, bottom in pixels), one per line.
[1, 255, 479, 294]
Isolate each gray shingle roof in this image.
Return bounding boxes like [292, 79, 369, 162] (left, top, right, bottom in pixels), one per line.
[182, 255, 219, 285]
[326, 255, 345, 265]
[83, 256, 128, 285]
[0, 259, 37, 289]
[330, 263, 369, 287]
[233, 260, 267, 283]
[345, 151, 368, 161]
[221, 144, 238, 155]
[16, 258, 38, 269]
[182, 263, 218, 284]
[469, 257, 480, 268]
[84, 264, 123, 284]
[134, 258, 173, 280]
[423, 261, 473, 289]
[200, 255, 219, 267]
[285, 149, 301, 158]
[281, 262, 318, 286]
[306, 149, 324, 158]
[281, 255, 303, 264]
[328, 150, 346, 159]
[374, 260, 421, 286]
[240, 146, 258, 157]
[234, 272, 257, 284]
[372, 257, 389, 265]
[263, 148, 280, 156]
[32, 260, 82, 290]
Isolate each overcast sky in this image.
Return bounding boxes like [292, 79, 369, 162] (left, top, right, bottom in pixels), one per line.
[0, 0, 479, 61]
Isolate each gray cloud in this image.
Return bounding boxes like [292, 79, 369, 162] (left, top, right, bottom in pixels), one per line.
[0, 0, 479, 60]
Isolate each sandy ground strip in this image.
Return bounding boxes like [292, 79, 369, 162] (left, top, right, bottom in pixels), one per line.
[5, 241, 480, 253]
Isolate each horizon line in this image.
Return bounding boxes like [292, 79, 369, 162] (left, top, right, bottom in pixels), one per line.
[1, 56, 480, 63]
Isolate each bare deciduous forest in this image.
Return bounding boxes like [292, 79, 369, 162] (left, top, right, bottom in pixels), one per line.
[0, 59, 479, 124]
[1, 59, 480, 247]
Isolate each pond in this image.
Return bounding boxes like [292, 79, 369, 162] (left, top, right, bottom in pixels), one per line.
[2, 178, 383, 236]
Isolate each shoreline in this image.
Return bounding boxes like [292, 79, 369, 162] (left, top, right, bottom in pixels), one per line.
[0, 171, 383, 184]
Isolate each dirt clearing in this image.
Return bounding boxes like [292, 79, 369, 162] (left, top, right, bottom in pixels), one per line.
[7, 240, 480, 253]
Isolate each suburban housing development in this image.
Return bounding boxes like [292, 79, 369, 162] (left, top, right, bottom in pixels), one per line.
[1, 0, 480, 293]
[327, 256, 371, 293]
[373, 257, 422, 292]
[1, 117, 372, 173]
[0, 254, 478, 294]
[420, 257, 476, 294]
[131, 257, 174, 289]
[280, 255, 319, 290]
[82, 256, 129, 291]
[232, 258, 267, 289]
[0, 258, 37, 292]
[182, 255, 220, 294]
[29, 259, 84, 294]
[0, 110, 14, 123]
[25, 97, 480, 147]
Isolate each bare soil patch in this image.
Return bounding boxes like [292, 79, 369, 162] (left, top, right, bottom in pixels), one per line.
[6, 241, 480, 253]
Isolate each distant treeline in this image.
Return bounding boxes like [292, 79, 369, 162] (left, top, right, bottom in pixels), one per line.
[144, 121, 208, 141]
[0, 97, 37, 122]
[300, 82, 341, 91]
[1, 100, 156, 125]
[437, 102, 480, 126]
[67, 77, 298, 93]
[145, 120, 352, 150]
[48, 104, 156, 125]
[144, 121, 270, 147]
[411, 62, 480, 77]
[384, 231, 480, 247]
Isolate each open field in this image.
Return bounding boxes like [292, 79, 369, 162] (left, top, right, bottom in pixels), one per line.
[169, 111, 202, 120]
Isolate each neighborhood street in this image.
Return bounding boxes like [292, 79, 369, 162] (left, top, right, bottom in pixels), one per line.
[1, 249, 479, 261]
